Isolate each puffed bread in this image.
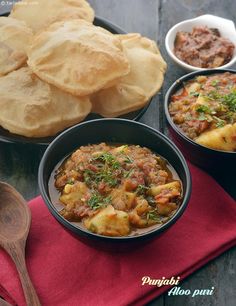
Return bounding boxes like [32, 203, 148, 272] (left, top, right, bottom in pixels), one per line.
[27, 20, 130, 96]
[92, 84, 147, 118]
[10, 0, 94, 33]
[91, 33, 167, 117]
[118, 33, 167, 97]
[0, 67, 91, 137]
[0, 17, 33, 76]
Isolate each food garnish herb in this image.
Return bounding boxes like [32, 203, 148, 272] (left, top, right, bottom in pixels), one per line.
[97, 171, 118, 187]
[196, 105, 215, 121]
[221, 90, 236, 112]
[146, 209, 162, 223]
[84, 152, 122, 187]
[205, 90, 221, 101]
[198, 113, 208, 121]
[84, 169, 94, 185]
[211, 79, 220, 87]
[196, 104, 213, 114]
[124, 155, 133, 164]
[88, 194, 111, 210]
[184, 113, 194, 121]
[93, 152, 121, 169]
[190, 91, 200, 97]
[67, 178, 74, 185]
[84, 168, 118, 187]
[205, 90, 236, 112]
[136, 184, 149, 195]
[212, 116, 225, 128]
[124, 168, 134, 178]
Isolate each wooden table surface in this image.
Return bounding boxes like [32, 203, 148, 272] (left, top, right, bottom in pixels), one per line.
[0, 1, 235, 305]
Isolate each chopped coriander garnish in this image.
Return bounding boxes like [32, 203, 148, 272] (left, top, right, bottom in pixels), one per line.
[95, 170, 118, 187]
[185, 114, 194, 121]
[190, 91, 200, 97]
[67, 178, 74, 185]
[198, 113, 208, 121]
[136, 184, 149, 195]
[102, 174, 118, 186]
[88, 194, 111, 210]
[146, 209, 162, 223]
[221, 90, 236, 112]
[205, 90, 221, 101]
[196, 104, 211, 114]
[196, 104, 217, 121]
[124, 168, 134, 178]
[83, 165, 118, 188]
[93, 152, 121, 169]
[211, 79, 220, 87]
[83, 169, 94, 185]
[87, 152, 121, 187]
[225, 111, 236, 123]
[213, 116, 225, 128]
[205, 90, 236, 112]
[124, 155, 133, 164]
[216, 121, 225, 128]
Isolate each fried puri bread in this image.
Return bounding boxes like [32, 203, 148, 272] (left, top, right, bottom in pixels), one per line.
[92, 84, 148, 118]
[119, 34, 167, 97]
[27, 20, 130, 96]
[10, 0, 95, 33]
[0, 67, 91, 137]
[0, 17, 33, 76]
[91, 33, 167, 117]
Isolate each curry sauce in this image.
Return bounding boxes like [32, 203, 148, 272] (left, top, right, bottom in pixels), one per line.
[49, 143, 182, 237]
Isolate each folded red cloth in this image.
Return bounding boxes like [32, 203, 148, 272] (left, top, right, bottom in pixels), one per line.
[0, 163, 235, 306]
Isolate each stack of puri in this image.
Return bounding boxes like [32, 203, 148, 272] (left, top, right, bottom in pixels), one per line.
[0, 0, 167, 138]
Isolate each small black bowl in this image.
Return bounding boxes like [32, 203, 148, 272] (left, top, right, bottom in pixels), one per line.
[38, 119, 191, 249]
[164, 69, 236, 172]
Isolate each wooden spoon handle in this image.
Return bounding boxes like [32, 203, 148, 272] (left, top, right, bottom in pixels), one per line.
[7, 242, 41, 306]
[0, 297, 13, 306]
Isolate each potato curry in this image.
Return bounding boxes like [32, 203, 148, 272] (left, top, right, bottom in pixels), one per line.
[51, 143, 182, 237]
[169, 72, 236, 151]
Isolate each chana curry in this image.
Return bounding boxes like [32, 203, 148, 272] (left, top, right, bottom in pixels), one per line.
[50, 143, 182, 237]
[169, 72, 236, 152]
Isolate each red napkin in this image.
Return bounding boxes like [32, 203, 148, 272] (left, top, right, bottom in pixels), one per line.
[0, 163, 236, 306]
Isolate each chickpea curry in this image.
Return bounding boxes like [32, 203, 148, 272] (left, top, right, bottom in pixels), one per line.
[169, 72, 236, 152]
[50, 143, 182, 237]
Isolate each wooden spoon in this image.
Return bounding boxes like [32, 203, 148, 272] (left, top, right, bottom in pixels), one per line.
[0, 296, 13, 306]
[0, 182, 41, 306]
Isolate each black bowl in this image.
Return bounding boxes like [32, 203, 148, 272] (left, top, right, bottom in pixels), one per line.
[164, 69, 236, 172]
[38, 119, 191, 248]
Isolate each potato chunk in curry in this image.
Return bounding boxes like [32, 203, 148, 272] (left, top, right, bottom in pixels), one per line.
[84, 205, 130, 236]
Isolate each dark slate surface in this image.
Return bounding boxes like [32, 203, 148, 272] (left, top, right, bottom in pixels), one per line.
[0, 1, 235, 305]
